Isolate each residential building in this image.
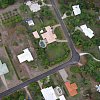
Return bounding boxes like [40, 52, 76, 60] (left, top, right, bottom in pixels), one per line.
[41, 26, 57, 44]
[26, 1, 41, 13]
[72, 5, 81, 15]
[41, 86, 57, 100]
[95, 85, 100, 92]
[0, 60, 9, 76]
[98, 46, 100, 50]
[41, 86, 66, 100]
[17, 48, 34, 63]
[59, 95, 66, 100]
[32, 31, 40, 39]
[80, 24, 94, 38]
[26, 19, 35, 26]
[65, 82, 78, 96]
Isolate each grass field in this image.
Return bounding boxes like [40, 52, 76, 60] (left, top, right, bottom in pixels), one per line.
[46, 42, 70, 62]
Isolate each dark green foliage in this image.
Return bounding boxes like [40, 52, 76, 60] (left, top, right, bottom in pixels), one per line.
[2, 90, 25, 100]
[0, 0, 16, 8]
[40, 6, 54, 20]
[1, 10, 22, 27]
[81, 57, 100, 82]
[70, 66, 81, 73]
[28, 82, 43, 100]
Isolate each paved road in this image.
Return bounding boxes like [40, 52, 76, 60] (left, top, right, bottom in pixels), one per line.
[0, 0, 80, 98]
[50, 0, 80, 61]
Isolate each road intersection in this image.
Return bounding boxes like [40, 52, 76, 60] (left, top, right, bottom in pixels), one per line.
[0, 0, 80, 98]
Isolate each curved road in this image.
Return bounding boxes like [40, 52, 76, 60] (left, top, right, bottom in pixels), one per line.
[0, 0, 80, 98]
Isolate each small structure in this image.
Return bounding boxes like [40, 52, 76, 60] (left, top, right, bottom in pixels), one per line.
[41, 86, 57, 100]
[41, 26, 57, 44]
[80, 24, 94, 38]
[17, 48, 34, 63]
[40, 30, 44, 33]
[72, 5, 81, 16]
[32, 31, 40, 39]
[59, 95, 66, 100]
[95, 85, 100, 92]
[26, 1, 41, 13]
[26, 19, 35, 26]
[54, 86, 63, 96]
[98, 46, 100, 50]
[41, 86, 66, 100]
[0, 60, 9, 76]
[65, 82, 78, 96]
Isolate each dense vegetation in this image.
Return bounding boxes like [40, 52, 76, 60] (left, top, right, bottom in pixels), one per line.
[58, 0, 100, 83]
[0, 0, 16, 8]
[2, 90, 26, 100]
[0, 9, 22, 27]
[23, 6, 70, 69]
[28, 82, 43, 100]
[70, 57, 100, 82]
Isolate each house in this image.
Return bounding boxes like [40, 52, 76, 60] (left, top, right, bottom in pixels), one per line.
[26, 19, 35, 26]
[80, 24, 94, 38]
[72, 5, 81, 16]
[41, 86, 57, 100]
[26, 1, 41, 13]
[0, 60, 9, 76]
[98, 46, 100, 50]
[95, 85, 100, 92]
[41, 26, 57, 44]
[65, 82, 78, 96]
[41, 86, 66, 100]
[59, 95, 66, 100]
[32, 31, 40, 39]
[17, 48, 34, 63]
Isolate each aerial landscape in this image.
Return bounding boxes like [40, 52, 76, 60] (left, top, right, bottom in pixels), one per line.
[0, 0, 100, 100]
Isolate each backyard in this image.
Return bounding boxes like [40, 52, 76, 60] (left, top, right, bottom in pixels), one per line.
[22, 4, 71, 68]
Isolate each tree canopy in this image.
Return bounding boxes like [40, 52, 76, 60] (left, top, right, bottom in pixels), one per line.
[0, 0, 16, 8]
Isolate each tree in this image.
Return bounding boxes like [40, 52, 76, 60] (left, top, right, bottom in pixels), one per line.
[0, 0, 15, 8]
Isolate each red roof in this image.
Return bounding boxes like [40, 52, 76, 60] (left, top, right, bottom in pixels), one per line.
[65, 82, 78, 96]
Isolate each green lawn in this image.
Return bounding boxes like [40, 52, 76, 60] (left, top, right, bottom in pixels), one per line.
[46, 42, 70, 62]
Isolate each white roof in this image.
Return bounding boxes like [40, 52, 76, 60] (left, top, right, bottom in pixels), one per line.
[80, 24, 94, 38]
[27, 20, 34, 26]
[40, 30, 44, 33]
[59, 95, 66, 100]
[99, 46, 100, 50]
[0, 60, 9, 76]
[41, 86, 57, 100]
[32, 31, 40, 38]
[72, 5, 81, 15]
[95, 85, 100, 92]
[26, 1, 31, 6]
[30, 3, 41, 12]
[17, 48, 34, 63]
[26, 1, 41, 12]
